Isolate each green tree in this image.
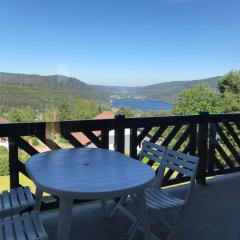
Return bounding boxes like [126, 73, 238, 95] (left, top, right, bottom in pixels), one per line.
[72, 99, 102, 120]
[4, 106, 35, 122]
[217, 70, 240, 112]
[118, 106, 134, 117]
[218, 70, 240, 95]
[56, 102, 73, 120]
[173, 83, 222, 115]
[219, 90, 240, 113]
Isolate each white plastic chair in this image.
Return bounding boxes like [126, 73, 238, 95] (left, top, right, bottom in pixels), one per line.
[0, 186, 48, 239]
[128, 148, 200, 240]
[0, 210, 48, 239]
[0, 186, 35, 217]
[110, 140, 167, 218]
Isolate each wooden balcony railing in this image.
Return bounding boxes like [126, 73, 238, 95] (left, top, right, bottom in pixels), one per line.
[0, 111, 240, 210]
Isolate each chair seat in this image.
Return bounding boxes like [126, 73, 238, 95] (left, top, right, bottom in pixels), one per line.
[0, 187, 35, 217]
[0, 211, 48, 240]
[145, 187, 185, 209]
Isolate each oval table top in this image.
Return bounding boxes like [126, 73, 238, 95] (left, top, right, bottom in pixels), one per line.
[26, 148, 155, 199]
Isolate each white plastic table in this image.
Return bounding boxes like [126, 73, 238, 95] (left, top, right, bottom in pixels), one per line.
[26, 148, 155, 240]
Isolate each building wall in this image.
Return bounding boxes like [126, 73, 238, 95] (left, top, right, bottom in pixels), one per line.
[88, 129, 149, 154]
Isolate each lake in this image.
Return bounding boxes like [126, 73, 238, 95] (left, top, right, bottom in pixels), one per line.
[112, 98, 172, 112]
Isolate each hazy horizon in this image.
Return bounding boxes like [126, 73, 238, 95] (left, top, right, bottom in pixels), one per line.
[0, 71, 221, 87]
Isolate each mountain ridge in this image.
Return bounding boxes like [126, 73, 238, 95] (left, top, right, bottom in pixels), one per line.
[0, 72, 106, 100]
[96, 76, 221, 103]
[0, 72, 221, 103]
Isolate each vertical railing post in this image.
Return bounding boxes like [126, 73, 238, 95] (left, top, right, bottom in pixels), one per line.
[8, 136, 20, 189]
[197, 111, 209, 185]
[189, 124, 197, 156]
[101, 130, 109, 149]
[114, 114, 125, 153]
[130, 127, 138, 159]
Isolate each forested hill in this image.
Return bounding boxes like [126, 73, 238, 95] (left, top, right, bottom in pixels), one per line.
[97, 76, 221, 103]
[0, 72, 221, 104]
[0, 81, 83, 111]
[0, 72, 108, 101]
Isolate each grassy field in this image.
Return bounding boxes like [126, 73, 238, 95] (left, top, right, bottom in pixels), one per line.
[0, 175, 10, 192]
[0, 174, 35, 192]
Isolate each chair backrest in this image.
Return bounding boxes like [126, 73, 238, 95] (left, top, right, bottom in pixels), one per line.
[139, 141, 200, 197]
[162, 148, 200, 201]
[139, 141, 167, 187]
[164, 148, 199, 179]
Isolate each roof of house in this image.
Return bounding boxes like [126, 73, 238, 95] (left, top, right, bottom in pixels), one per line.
[94, 111, 115, 120]
[71, 111, 115, 146]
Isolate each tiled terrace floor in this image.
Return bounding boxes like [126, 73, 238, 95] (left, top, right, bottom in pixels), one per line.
[40, 173, 240, 240]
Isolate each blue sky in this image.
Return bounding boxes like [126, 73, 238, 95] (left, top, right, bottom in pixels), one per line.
[0, 0, 240, 86]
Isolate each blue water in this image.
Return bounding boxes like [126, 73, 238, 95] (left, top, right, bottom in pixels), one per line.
[112, 98, 172, 112]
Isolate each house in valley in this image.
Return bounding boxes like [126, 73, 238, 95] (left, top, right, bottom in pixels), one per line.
[72, 111, 150, 152]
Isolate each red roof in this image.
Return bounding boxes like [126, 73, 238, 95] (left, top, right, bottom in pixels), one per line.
[94, 111, 114, 120]
[71, 111, 114, 146]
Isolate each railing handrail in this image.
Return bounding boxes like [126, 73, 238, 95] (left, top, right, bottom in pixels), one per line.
[2, 112, 240, 138]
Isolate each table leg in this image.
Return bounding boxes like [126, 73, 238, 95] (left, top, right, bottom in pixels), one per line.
[34, 187, 43, 211]
[136, 190, 151, 240]
[58, 197, 74, 240]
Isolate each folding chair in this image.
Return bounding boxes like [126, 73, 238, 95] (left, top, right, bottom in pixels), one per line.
[110, 140, 167, 218]
[0, 210, 48, 239]
[128, 148, 199, 240]
[0, 186, 35, 217]
[0, 186, 48, 239]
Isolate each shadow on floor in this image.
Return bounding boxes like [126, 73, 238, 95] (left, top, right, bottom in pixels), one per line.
[41, 173, 240, 240]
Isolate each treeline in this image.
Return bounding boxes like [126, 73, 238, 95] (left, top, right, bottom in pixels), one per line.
[2, 100, 108, 122]
[0, 82, 110, 122]
[0, 82, 79, 112]
[0, 72, 109, 101]
[173, 70, 240, 115]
